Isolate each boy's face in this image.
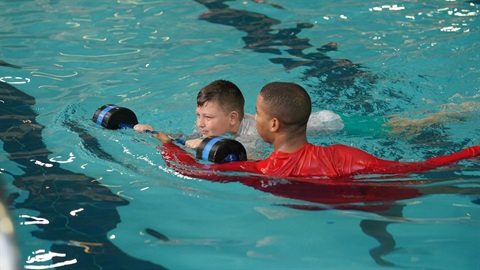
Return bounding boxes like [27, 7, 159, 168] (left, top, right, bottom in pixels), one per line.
[196, 101, 234, 137]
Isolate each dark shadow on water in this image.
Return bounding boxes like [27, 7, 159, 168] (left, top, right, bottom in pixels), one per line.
[359, 205, 404, 267]
[0, 81, 167, 269]
[193, 0, 403, 115]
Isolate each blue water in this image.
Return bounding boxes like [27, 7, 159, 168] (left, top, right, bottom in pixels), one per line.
[1, 0, 479, 269]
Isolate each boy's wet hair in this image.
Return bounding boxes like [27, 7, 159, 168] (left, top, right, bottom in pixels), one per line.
[260, 82, 311, 128]
[197, 80, 245, 118]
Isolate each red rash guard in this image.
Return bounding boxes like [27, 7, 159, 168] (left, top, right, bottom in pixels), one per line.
[160, 143, 480, 178]
[158, 143, 479, 208]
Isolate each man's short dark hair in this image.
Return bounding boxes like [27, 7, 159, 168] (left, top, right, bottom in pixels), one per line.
[259, 82, 311, 128]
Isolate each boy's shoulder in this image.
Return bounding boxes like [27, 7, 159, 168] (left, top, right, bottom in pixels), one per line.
[237, 113, 257, 136]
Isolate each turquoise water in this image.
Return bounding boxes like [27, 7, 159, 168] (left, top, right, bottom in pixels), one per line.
[1, 0, 479, 269]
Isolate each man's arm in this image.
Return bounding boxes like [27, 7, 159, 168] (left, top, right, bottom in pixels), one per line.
[153, 131, 259, 176]
[329, 144, 480, 176]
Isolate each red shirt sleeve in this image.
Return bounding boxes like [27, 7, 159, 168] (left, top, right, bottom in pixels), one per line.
[254, 144, 480, 177]
[159, 143, 259, 177]
[348, 145, 480, 175]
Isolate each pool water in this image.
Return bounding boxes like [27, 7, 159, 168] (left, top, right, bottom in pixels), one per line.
[1, 0, 479, 269]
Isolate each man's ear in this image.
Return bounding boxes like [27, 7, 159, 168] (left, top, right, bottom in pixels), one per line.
[270, 117, 280, 132]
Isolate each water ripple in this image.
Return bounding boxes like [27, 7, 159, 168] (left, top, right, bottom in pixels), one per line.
[59, 48, 141, 58]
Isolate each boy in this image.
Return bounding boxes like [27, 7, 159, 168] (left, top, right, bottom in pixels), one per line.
[153, 82, 479, 178]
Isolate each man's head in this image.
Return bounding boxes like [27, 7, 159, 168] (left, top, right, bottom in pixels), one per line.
[195, 80, 245, 137]
[255, 82, 311, 143]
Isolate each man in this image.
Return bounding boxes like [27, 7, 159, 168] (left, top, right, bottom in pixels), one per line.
[153, 82, 480, 178]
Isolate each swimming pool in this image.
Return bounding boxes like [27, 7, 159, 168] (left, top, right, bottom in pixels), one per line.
[1, 0, 479, 269]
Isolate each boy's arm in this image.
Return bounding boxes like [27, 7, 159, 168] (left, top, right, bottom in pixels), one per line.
[134, 124, 155, 132]
[185, 138, 203, 149]
[153, 131, 172, 144]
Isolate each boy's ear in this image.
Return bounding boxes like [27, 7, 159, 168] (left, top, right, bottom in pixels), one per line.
[229, 111, 239, 124]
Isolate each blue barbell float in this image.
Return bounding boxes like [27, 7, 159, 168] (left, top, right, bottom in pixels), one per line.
[92, 104, 247, 163]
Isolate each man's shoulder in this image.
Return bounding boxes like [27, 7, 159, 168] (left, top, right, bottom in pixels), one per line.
[306, 143, 357, 155]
